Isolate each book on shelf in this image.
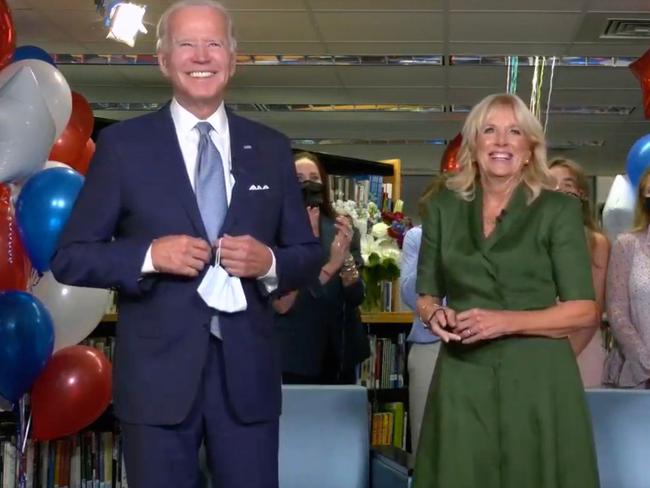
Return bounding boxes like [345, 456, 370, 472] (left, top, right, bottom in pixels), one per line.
[370, 401, 408, 450]
[358, 334, 406, 390]
[328, 174, 388, 209]
[2, 427, 127, 488]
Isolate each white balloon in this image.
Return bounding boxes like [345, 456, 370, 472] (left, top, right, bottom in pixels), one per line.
[602, 174, 636, 243]
[32, 272, 111, 352]
[0, 67, 55, 184]
[0, 59, 72, 140]
[44, 160, 72, 170]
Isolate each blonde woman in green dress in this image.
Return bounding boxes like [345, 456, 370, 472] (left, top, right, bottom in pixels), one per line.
[413, 93, 600, 488]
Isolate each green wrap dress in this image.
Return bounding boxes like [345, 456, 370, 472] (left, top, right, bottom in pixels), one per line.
[413, 184, 600, 488]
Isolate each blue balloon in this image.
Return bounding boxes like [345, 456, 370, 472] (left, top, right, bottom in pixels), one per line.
[12, 45, 55, 66]
[626, 133, 650, 189]
[15, 168, 84, 273]
[0, 291, 54, 408]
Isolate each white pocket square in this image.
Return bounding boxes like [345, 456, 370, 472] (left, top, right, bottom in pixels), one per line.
[248, 184, 270, 191]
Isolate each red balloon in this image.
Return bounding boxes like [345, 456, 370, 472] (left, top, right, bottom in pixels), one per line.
[0, 0, 15, 71]
[69, 138, 95, 175]
[0, 184, 29, 291]
[31, 345, 112, 441]
[48, 123, 86, 168]
[440, 133, 462, 173]
[69, 92, 94, 141]
[630, 49, 650, 119]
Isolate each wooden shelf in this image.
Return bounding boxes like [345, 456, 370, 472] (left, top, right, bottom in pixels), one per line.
[104, 311, 413, 324]
[361, 312, 413, 324]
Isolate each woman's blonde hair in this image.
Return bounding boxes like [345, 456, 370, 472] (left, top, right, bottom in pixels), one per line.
[548, 157, 598, 232]
[549, 157, 605, 263]
[446, 93, 554, 202]
[632, 166, 650, 232]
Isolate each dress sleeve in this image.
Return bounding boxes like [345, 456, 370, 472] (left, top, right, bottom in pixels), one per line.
[416, 197, 445, 298]
[549, 197, 595, 301]
[606, 234, 650, 372]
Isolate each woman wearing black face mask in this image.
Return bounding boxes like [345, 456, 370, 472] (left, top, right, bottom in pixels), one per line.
[549, 158, 610, 387]
[604, 166, 650, 389]
[272, 152, 369, 384]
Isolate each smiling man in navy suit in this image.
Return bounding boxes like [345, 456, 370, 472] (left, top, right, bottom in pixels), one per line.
[50, 1, 321, 487]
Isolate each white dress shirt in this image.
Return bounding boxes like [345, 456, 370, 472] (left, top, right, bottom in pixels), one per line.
[141, 99, 277, 291]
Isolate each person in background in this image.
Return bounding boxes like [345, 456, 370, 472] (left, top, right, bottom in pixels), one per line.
[413, 93, 599, 487]
[50, 2, 321, 487]
[399, 176, 445, 454]
[604, 166, 650, 389]
[549, 157, 609, 387]
[273, 152, 369, 384]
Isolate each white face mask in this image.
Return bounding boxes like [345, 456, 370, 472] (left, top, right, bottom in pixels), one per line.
[197, 241, 247, 313]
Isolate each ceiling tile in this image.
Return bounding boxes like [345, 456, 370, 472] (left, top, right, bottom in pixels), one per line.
[344, 87, 445, 103]
[450, 42, 568, 56]
[226, 87, 353, 104]
[237, 41, 328, 54]
[337, 65, 444, 86]
[568, 43, 649, 56]
[449, 65, 513, 87]
[326, 42, 443, 54]
[313, 12, 443, 42]
[450, 12, 582, 42]
[549, 88, 641, 105]
[231, 66, 343, 87]
[11, 8, 70, 43]
[450, 0, 583, 10]
[307, 0, 442, 10]
[58, 64, 130, 85]
[552, 67, 638, 89]
[231, 11, 319, 42]
[588, 0, 650, 12]
[222, 0, 306, 8]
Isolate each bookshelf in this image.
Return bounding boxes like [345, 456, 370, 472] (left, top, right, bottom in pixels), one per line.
[360, 312, 413, 452]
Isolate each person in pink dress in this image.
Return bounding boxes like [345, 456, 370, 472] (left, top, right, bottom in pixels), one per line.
[549, 157, 609, 387]
[604, 166, 650, 389]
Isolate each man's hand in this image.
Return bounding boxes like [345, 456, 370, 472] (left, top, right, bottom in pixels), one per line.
[151, 235, 212, 277]
[219, 234, 273, 278]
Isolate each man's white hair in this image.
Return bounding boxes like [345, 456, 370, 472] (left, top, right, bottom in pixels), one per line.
[156, 0, 237, 53]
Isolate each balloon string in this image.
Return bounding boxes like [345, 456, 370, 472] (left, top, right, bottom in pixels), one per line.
[507, 56, 519, 94]
[511, 57, 519, 94]
[544, 56, 557, 134]
[529, 56, 539, 116]
[536, 57, 546, 118]
[28, 268, 40, 292]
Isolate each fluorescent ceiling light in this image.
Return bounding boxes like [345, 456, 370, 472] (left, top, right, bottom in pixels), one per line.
[104, 2, 148, 48]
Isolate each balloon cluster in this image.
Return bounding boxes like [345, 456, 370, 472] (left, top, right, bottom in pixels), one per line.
[600, 48, 650, 243]
[0, 3, 112, 443]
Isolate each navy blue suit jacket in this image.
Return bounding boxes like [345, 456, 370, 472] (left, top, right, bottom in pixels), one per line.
[51, 105, 321, 426]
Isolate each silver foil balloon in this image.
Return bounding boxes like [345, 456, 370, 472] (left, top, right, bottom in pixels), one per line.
[0, 66, 55, 184]
[0, 59, 71, 140]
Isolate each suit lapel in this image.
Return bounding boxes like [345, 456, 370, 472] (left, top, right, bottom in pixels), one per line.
[222, 109, 256, 234]
[152, 106, 208, 239]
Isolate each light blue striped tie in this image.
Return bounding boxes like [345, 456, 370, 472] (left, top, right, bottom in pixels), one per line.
[195, 122, 227, 337]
